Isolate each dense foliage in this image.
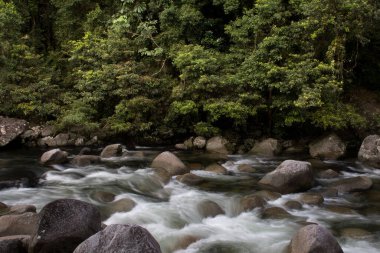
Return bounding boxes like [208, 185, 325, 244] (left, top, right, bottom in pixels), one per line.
[0, 0, 379, 141]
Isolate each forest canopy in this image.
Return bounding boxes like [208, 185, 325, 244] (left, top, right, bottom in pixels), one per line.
[0, 0, 379, 142]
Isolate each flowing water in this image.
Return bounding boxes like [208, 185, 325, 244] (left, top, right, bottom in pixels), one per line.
[0, 147, 380, 253]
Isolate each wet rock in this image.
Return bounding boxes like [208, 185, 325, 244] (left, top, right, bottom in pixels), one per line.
[206, 136, 232, 155]
[249, 138, 282, 156]
[71, 155, 100, 167]
[193, 136, 206, 149]
[289, 224, 343, 253]
[322, 188, 339, 198]
[340, 228, 372, 239]
[151, 151, 188, 176]
[100, 144, 122, 158]
[177, 173, 206, 186]
[205, 163, 227, 174]
[318, 169, 340, 179]
[54, 133, 70, 146]
[0, 235, 29, 253]
[330, 176, 373, 193]
[358, 135, 380, 168]
[104, 198, 136, 217]
[91, 191, 115, 203]
[0, 212, 39, 236]
[4, 205, 36, 216]
[0, 117, 28, 147]
[299, 193, 324, 205]
[309, 133, 346, 160]
[258, 160, 314, 194]
[29, 199, 101, 253]
[73, 224, 161, 253]
[152, 168, 171, 184]
[325, 205, 356, 214]
[37, 136, 56, 147]
[188, 163, 204, 170]
[253, 190, 282, 200]
[197, 200, 225, 218]
[240, 195, 266, 212]
[285, 200, 303, 210]
[173, 235, 199, 251]
[40, 148, 68, 165]
[262, 207, 292, 219]
[40, 126, 54, 137]
[237, 164, 256, 173]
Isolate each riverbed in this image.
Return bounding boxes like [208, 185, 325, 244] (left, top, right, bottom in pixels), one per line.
[0, 147, 379, 253]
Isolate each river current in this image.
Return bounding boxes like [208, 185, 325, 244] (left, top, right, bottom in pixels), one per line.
[0, 147, 379, 253]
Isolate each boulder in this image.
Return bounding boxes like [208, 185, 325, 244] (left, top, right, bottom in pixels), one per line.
[289, 224, 343, 253]
[309, 134, 346, 160]
[253, 190, 281, 200]
[206, 136, 232, 154]
[258, 160, 314, 194]
[193, 136, 206, 149]
[197, 200, 225, 218]
[54, 133, 70, 146]
[152, 168, 171, 184]
[249, 138, 282, 156]
[299, 193, 324, 205]
[240, 195, 266, 212]
[73, 224, 161, 253]
[0, 117, 28, 147]
[330, 176, 373, 193]
[40, 126, 54, 137]
[37, 137, 56, 147]
[0, 213, 39, 237]
[358, 135, 380, 168]
[237, 164, 256, 173]
[175, 143, 187, 150]
[29, 199, 101, 253]
[205, 163, 228, 174]
[1, 205, 36, 216]
[0, 235, 29, 253]
[151, 151, 188, 176]
[40, 149, 68, 165]
[100, 144, 122, 158]
[71, 155, 100, 167]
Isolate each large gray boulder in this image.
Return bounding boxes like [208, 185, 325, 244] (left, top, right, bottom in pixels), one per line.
[0, 213, 39, 237]
[258, 160, 314, 194]
[358, 135, 380, 168]
[73, 224, 161, 253]
[0, 117, 28, 147]
[29, 199, 101, 253]
[100, 144, 122, 158]
[289, 224, 343, 253]
[151, 151, 188, 176]
[309, 134, 346, 160]
[206, 136, 232, 154]
[249, 138, 282, 156]
[40, 149, 68, 165]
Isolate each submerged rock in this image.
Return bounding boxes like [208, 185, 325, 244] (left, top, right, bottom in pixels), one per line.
[73, 224, 161, 253]
[299, 193, 324, 205]
[258, 160, 314, 194]
[177, 173, 206, 186]
[29, 199, 101, 253]
[103, 198, 136, 218]
[262, 207, 293, 219]
[289, 224, 343, 253]
[330, 176, 373, 193]
[205, 163, 228, 175]
[151, 151, 188, 176]
[197, 200, 225, 218]
[358, 135, 380, 168]
[0, 117, 28, 147]
[40, 148, 68, 165]
[309, 134, 346, 160]
[71, 155, 101, 167]
[240, 195, 266, 212]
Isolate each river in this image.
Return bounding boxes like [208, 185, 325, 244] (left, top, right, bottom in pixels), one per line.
[0, 147, 379, 253]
